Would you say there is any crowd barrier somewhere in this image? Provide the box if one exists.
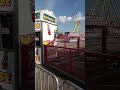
[35,64,83,90]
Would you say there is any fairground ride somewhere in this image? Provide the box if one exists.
[72,20,80,33]
[86,0,120,87]
[58,20,85,43]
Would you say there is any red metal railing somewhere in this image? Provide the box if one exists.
[44,45,85,81]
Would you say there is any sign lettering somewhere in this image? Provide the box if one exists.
[43,13,55,23]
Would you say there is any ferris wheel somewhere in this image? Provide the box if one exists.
[72,20,84,35]
[72,20,80,33]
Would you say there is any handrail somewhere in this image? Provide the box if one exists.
[35,64,84,90]
[35,64,60,90]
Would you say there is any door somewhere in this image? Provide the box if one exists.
[0,14,13,50]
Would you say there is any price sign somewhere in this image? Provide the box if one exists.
[35,22,41,31]
[35,23,40,29]
[0,0,14,11]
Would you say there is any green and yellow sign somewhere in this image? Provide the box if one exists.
[20,34,34,45]
[43,13,55,23]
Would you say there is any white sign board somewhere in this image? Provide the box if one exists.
[0,0,14,11]
[0,51,15,90]
[35,10,57,25]
[42,22,57,43]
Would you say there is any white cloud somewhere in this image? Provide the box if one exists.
[58,16,73,23]
[68,17,72,21]
[58,16,67,22]
[57,12,85,23]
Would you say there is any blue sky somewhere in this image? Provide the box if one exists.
[35,0,85,34]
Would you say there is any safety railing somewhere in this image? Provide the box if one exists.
[61,80,84,90]
[35,64,60,90]
[35,64,84,90]
[44,45,85,81]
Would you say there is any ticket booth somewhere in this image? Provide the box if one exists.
[35,10,58,64]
